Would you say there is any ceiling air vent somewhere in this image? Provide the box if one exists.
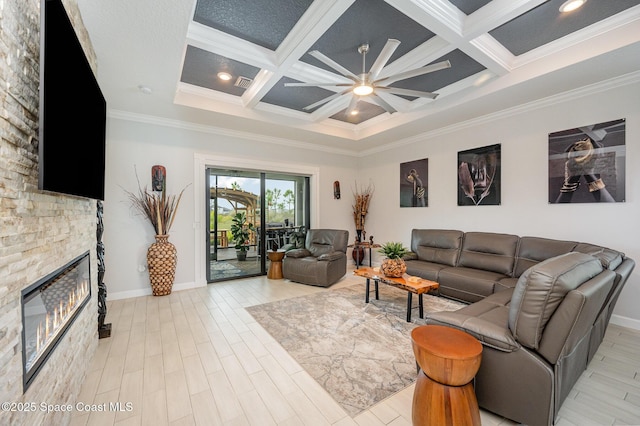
[234,76,253,89]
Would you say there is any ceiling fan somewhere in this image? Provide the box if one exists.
[285,39,451,115]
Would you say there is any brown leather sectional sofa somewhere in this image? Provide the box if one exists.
[405,229,635,426]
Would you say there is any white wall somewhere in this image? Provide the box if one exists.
[103,118,358,299]
[103,79,639,327]
[358,80,640,327]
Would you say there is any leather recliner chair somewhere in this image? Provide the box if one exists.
[282,229,349,287]
[425,252,616,426]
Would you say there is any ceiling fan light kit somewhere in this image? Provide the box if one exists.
[353,84,373,96]
[285,38,451,115]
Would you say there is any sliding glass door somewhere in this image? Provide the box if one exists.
[206,168,310,282]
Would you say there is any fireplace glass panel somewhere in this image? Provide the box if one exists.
[22,251,91,390]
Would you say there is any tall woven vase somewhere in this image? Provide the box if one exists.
[147,234,177,296]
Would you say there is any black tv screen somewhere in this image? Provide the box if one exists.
[39,0,106,200]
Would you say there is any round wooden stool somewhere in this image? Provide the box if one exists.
[411,325,483,426]
[267,250,286,279]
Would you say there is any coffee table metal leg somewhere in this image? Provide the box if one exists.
[406,292,413,322]
[365,278,370,303]
[375,280,379,300]
[419,294,424,318]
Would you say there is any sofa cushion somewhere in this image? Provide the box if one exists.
[317,252,344,261]
[508,252,603,350]
[305,229,349,255]
[438,267,508,303]
[427,289,518,352]
[405,259,448,282]
[458,232,519,276]
[285,248,311,258]
[308,243,334,257]
[513,237,577,277]
[410,229,463,266]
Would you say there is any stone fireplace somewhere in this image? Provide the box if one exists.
[21,252,92,391]
[0,1,101,424]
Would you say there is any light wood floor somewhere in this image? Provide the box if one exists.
[71,269,640,426]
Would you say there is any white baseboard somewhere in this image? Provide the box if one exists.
[108,280,205,300]
[610,314,640,331]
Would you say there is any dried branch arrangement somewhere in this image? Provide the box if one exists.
[125,171,189,236]
[352,181,374,231]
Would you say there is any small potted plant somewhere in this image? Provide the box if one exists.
[230,212,255,261]
[378,242,409,277]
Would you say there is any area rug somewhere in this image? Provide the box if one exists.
[246,284,464,416]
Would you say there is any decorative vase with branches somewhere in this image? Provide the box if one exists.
[125,172,188,295]
[352,181,374,241]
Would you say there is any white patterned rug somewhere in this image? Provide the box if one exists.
[246,284,464,416]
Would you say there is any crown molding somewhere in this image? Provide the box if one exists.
[107,109,359,157]
[109,71,639,159]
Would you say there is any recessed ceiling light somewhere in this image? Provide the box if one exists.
[217,72,232,81]
[350,110,359,116]
[559,0,586,13]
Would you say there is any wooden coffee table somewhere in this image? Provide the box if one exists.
[354,267,439,322]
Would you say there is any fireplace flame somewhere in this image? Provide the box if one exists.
[34,280,89,357]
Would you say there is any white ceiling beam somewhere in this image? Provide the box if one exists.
[467,34,514,75]
[463,0,549,39]
[186,22,276,70]
[244,0,356,109]
[386,0,465,40]
[275,0,355,68]
[514,5,640,68]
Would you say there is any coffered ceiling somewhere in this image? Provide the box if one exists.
[77,0,640,153]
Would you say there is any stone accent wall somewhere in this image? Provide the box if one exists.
[1,0,99,424]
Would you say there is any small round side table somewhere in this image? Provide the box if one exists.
[411,324,483,426]
[267,250,286,279]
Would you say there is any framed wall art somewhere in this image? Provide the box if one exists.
[458,144,501,206]
[400,158,428,207]
[548,118,625,204]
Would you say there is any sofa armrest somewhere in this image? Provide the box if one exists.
[285,248,312,258]
[427,311,520,352]
[318,251,345,261]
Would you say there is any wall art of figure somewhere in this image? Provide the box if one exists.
[458,144,501,206]
[548,119,625,203]
[152,165,166,192]
[400,158,428,207]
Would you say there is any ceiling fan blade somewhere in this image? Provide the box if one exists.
[346,95,358,115]
[377,86,439,99]
[309,50,359,81]
[368,39,400,81]
[375,60,451,85]
[302,88,352,111]
[284,82,353,87]
[370,93,397,114]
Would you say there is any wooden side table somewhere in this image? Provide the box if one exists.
[267,250,286,279]
[411,325,483,426]
[347,241,381,267]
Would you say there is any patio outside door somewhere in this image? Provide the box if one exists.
[206,168,309,282]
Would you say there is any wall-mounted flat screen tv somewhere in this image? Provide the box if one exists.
[38,0,106,200]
